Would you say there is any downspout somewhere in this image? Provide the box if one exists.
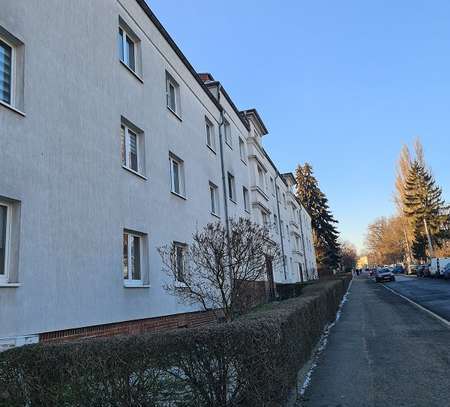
[275,174,287,280]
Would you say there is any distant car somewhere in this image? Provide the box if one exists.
[409,264,419,275]
[417,264,431,278]
[392,265,405,274]
[375,268,396,283]
[443,264,450,280]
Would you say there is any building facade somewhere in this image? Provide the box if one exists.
[0,0,317,348]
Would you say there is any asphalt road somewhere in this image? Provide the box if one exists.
[386,274,450,321]
[301,275,450,407]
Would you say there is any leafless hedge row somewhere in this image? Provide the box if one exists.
[0,276,350,407]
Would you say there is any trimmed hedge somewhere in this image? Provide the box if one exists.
[0,276,351,407]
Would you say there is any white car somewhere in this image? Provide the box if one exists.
[375,268,396,283]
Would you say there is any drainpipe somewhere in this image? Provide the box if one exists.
[275,174,287,280]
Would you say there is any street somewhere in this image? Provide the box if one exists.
[302,275,450,407]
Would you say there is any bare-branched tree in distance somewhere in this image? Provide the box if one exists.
[159,217,280,322]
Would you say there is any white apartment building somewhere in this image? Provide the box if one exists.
[0,0,317,348]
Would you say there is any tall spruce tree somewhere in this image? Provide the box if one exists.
[403,159,449,258]
[295,163,341,273]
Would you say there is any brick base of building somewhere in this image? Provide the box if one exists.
[39,310,218,343]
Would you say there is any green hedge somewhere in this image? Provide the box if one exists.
[0,277,351,407]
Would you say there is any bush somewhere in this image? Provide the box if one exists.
[0,277,351,407]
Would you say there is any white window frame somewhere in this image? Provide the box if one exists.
[0,202,11,284]
[239,137,246,163]
[118,26,137,72]
[121,123,141,174]
[166,72,181,117]
[169,153,186,198]
[123,231,143,287]
[0,37,15,108]
[209,182,220,216]
[205,117,216,152]
[224,120,232,148]
[257,165,266,190]
[173,242,187,283]
[227,172,236,202]
[243,186,249,212]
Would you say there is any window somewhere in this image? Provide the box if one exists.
[0,203,10,283]
[243,186,249,212]
[166,72,181,116]
[224,120,232,148]
[283,193,287,208]
[173,242,187,283]
[227,172,236,202]
[0,39,12,105]
[121,122,143,174]
[210,182,219,216]
[286,224,290,240]
[205,117,216,151]
[261,211,269,227]
[118,26,136,72]
[276,186,280,201]
[274,214,279,234]
[123,232,142,285]
[270,177,275,195]
[169,153,185,197]
[239,137,246,162]
[257,165,265,190]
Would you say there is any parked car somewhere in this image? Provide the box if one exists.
[417,264,431,278]
[409,264,419,275]
[375,268,396,283]
[443,264,450,280]
[430,257,450,278]
[392,265,405,274]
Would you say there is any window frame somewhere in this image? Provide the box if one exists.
[0,37,14,107]
[0,202,11,284]
[209,182,220,216]
[169,153,186,198]
[205,117,216,152]
[173,241,188,283]
[166,72,181,118]
[121,123,142,175]
[239,137,246,163]
[224,120,232,148]
[118,26,137,73]
[243,186,250,212]
[227,172,236,203]
[123,231,143,287]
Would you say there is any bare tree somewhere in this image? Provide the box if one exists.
[159,218,280,322]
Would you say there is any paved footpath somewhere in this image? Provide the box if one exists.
[301,275,450,407]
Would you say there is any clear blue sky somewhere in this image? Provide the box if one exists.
[147,0,450,252]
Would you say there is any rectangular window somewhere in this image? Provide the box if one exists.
[123,232,142,284]
[170,153,185,197]
[173,242,187,283]
[239,137,246,162]
[261,211,269,227]
[166,73,181,116]
[243,186,249,212]
[118,27,136,72]
[274,214,279,234]
[224,120,232,148]
[0,39,12,105]
[210,182,219,215]
[121,123,142,173]
[227,172,236,202]
[205,118,216,151]
[0,204,10,283]
[257,165,265,190]
[270,177,275,195]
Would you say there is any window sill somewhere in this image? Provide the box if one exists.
[211,212,221,219]
[119,60,144,83]
[241,159,247,166]
[0,100,26,117]
[122,165,147,180]
[244,209,251,214]
[171,191,187,200]
[229,198,237,205]
[225,142,233,150]
[207,144,217,155]
[0,283,21,288]
[124,282,150,288]
[167,106,182,122]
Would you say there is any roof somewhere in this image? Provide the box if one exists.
[241,109,269,135]
[281,172,297,186]
[135,0,223,114]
